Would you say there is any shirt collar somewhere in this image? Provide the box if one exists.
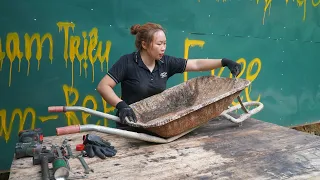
[134,51,164,70]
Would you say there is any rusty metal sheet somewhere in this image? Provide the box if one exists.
[127,76,250,137]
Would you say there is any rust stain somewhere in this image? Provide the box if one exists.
[128,76,250,138]
[292,122,320,136]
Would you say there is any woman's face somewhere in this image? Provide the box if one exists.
[146,30,166,60]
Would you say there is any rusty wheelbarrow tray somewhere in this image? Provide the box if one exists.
[49,76,263,143]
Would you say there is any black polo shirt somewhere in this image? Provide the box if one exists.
[107,51,187,105]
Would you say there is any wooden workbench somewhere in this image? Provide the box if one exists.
[9,116,320,180]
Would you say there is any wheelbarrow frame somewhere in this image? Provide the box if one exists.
[49,76,264,143]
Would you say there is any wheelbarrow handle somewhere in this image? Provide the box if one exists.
[48,106,121,123]
[54,124,198,144]
[220,101,264,123]
[49,106,198,143]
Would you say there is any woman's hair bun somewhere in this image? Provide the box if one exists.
[130,24,140,35]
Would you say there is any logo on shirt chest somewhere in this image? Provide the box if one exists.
[160,72,167,78]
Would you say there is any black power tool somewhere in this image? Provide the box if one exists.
[15,128,44,159]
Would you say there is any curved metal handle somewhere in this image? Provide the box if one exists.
[48,106,121,122]
[221,101,264,123]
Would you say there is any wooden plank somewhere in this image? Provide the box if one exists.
[9,116,320,180]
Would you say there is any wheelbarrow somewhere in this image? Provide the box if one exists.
[49,76,263,143]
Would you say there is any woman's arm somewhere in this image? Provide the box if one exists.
[185,58,241,77]
[96,75,122,107]
[97,75,137,123]
[185,59,223,72]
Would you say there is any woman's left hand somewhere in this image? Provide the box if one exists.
[221,58,241,77]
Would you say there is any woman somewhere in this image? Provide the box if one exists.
[97,22,241,128]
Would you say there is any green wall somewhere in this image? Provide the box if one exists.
[0,0,319,171]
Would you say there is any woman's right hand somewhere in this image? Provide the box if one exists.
[116,101,138,124]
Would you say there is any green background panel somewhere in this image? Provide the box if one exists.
[0,0,319,171]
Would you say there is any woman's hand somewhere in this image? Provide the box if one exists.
[221,58,241,77]
[116,101,137,124]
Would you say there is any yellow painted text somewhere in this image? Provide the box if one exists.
[183,38,262,104]
[0,22,111,88]
[62,84,115,126]
[255,0,319,24]
[57,22,112,87]
[184,38,205,81]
